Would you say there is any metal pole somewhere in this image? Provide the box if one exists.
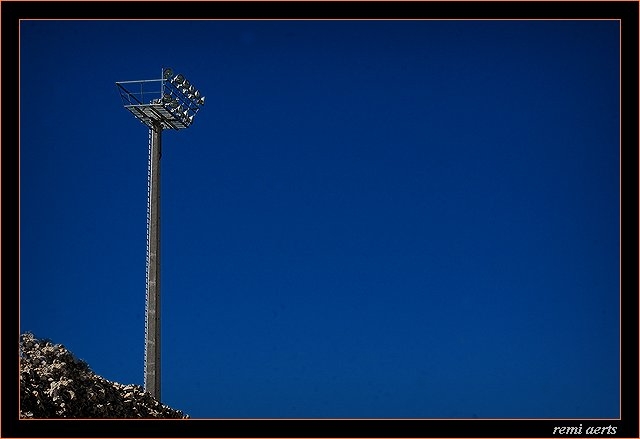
[145,121,162,401]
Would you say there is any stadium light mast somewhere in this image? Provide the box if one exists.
[116,68,205,401]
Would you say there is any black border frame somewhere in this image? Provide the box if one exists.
[3,2,638,438]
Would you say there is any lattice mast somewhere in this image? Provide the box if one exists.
[116,68,205,401]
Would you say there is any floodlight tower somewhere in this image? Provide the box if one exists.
[116,68,205,401]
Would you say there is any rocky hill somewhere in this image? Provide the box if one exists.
[19,332,189,419]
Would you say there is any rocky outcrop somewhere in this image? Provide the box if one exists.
[19,332,188,419]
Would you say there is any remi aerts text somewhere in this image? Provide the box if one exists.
[553,425,617,435]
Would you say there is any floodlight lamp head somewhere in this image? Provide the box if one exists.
[163,68,174,80]
[173,74,184,85]
[198,96,205,106]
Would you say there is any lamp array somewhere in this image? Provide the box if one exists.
[156,68,205,127]
[164,68,206,107]
[116,68,206,131]
[161,93,195,126]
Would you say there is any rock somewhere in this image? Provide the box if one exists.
[19,332,188,419]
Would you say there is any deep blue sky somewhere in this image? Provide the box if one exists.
[20,19,620,419]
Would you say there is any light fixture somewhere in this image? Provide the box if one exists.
[172,74,184,85]
[182,115,193,125]
[118,67,204,130]
[114,67,206,404]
